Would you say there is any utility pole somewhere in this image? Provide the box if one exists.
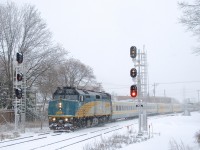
[197,90,200,103]
[153,83,158,102]
[164,89,166,97]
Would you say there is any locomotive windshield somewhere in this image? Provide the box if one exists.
[53,87,78,100]
[53,95,78,100]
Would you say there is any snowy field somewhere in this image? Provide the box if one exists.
[0,111,200,150]
[122,111,200,150]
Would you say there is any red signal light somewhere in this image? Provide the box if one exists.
[130,85,137,98]
[131,91,137,97]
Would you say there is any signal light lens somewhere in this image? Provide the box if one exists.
[15,88,22,99]
[16,52,23,64]
[130,46,137,58]
[131,91,137,97]
[130,85,137,98]
[17,73,23,81]
[130,68,137,78]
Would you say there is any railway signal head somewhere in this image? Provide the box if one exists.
[15,88,22,99]
[16,52,23,64]
[130,85,137,98]
[17,73,23,81]
[130,46,137,58]
[130,68,137,78]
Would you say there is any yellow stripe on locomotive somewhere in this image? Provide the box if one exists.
[75,101,111,117]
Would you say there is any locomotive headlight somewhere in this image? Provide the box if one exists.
[65,118,68,122]
[58,102,62,109]
[52,117,56,122]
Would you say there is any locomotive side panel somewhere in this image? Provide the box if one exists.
[75,100,111,117]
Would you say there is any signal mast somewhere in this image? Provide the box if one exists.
[14,52,26,131]
[130,45,148,135]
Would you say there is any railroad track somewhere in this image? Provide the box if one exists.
[30,124,134,150]
[0,113,175,150]
[0,124,134,150]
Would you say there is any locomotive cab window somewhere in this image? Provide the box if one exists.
[59,95,65,99]
[96,95,100,99]
[79,95,84,102]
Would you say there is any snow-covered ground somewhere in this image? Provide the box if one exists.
[0,111,200,150]
[122,112,200,150]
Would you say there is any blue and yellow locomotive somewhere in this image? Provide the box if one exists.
[48,87,198,131]
[48,87,112,130]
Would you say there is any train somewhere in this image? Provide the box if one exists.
[48,87,197,131]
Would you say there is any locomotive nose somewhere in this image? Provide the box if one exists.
[59,119,63,123]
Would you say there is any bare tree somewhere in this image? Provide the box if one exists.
[36,66,60,129]
[178,0,200,55]
[0,2,67,108]
[25,44,67,88]
[57,58,97,89]
[84,81,104,92]
[37,58,104,101]
[0,3,21,104]
[38,68,59,100]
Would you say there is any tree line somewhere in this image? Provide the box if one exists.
[0,2,102,110]
[1,0,200,110]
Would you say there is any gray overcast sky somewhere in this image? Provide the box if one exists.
[2,0,200,102]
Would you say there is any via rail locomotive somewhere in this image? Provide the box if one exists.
[48,87,196,131]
